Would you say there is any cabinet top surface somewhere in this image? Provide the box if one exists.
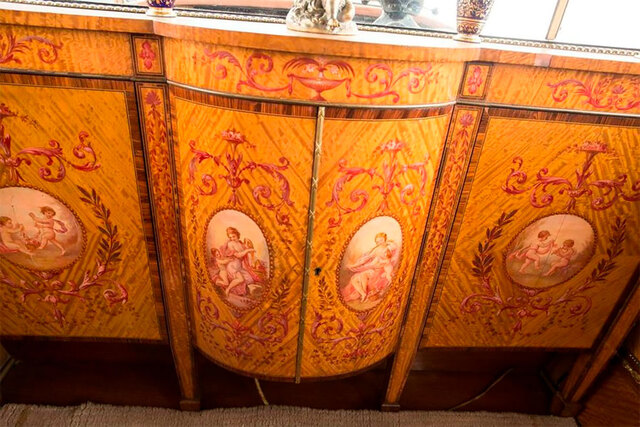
[1,0,639,75]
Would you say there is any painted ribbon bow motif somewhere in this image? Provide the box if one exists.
[188,129,294,227]
[327,138,428,227]
[1,187,128,327]
[196,49,437,103]
[0,103,100,186]
[502,141,640,211]
[460,210,627,335]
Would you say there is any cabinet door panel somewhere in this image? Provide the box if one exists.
[302,108,451,377]
[425,109,640,348]
[171,88,316,378]
[0,74,164,340]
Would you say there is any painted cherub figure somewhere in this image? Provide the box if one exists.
[0,216,33,255]
[212,227,263,298]
[342,232,399,303]
[544,239,576,277]
[29,206,67,255]
[508,230,556,273]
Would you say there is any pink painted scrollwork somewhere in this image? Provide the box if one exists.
[327,139,428,227]
[195,49,437,103]
[188,129,294,227]
[548,77,640,111]
[0,30,62,65]
[196,284,291,360]
[310,275,403,363]
[0,104,100,186]
[502,141,640,211]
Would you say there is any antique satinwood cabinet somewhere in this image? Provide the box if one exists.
[0,1,638,415]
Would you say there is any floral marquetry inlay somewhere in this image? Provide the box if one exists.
[460,64,491,98]
[133,37,163,75]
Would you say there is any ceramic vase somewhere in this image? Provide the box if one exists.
[146,0,176,17]
[454,0,494,43]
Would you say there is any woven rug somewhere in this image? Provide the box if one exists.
[0,403,577,427]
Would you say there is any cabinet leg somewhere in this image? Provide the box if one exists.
[549,392,583,417]
[560,279,639,405]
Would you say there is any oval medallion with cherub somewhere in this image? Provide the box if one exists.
[204,209,272,311]
[0,186,85,272]
[504,213,596,290]
[338,216,403,312]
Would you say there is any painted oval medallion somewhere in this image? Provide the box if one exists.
[338,216,402,312]
[0,186,85,272]
[505,213,596,290]
[204,209,271,310]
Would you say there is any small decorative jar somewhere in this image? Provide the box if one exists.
[146,0,176,17]
[454,0,494,43]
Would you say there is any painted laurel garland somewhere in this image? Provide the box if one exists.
[188,129,294,227]
[0,103,100,186]
[327,139,428,228]
[502,141,640,211]
[460,210,626,336]
[195,49,438,103]
[0,30,62,65]
[0,186,128,327]
[548,77,640,111]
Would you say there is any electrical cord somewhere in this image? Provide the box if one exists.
[447,367,515,411]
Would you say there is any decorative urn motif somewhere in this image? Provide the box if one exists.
[455,0,494,43]
[286,0,357,35]
[146,0,176,17]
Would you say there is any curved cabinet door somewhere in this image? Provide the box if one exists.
[0,74,165,340]
[301,107,452,378]
[425,108,640,348]
[170,86,316,379]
